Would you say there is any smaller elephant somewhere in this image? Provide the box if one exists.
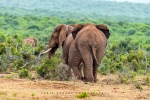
[40,24,74,61]
[40,24,74,76]
[23,37,37,47]
[68,23,110,83]
[40,24,86,78]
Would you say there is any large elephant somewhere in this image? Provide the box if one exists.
[68,23,110,83]
[23,37,38,47]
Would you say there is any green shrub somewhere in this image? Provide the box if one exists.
[27,25,40,30]
[31,93,35,97]
[76,92,89,98]
[22,53,32,60]
[145,44,150,51]
[0,34,6,42]
[128,29,136,35]
[118,71,136,84]
[137,70,145,75]
[135,84,143,92]
[34,45,44,55]
[0,42,6,55]
[99,64,108,75]
[19,69,30,78]
[36,56,63,79]
[143,76,150,85]
[0,55,11,72]
[13,59,23,70]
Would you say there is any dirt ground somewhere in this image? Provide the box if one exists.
[0,72,150,100]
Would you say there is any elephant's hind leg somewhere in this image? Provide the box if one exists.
[93,47,105,83]
[79,47,94,83]
[93,62,98,83]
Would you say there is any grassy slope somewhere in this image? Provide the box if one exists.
[0,0,150,20]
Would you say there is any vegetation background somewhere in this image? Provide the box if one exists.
[0,0,150,81]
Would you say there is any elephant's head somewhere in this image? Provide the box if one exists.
[72,23,110,39]
[40,24,73,59]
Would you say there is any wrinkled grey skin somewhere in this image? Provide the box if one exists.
[68,23,110,83]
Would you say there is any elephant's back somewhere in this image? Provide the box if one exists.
[75,28,107,45]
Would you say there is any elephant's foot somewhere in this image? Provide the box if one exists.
[83,81,94,85]
[72,74,82,80]
[94,79,99,83]
[83,78,94,84]
[87,76,94,83]
[81,77,87,81]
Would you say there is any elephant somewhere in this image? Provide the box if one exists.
[23,37,38,47]
[40,24,75,76]
[40,24,74,61]
[40,24,86,78]
[68,23,110,83]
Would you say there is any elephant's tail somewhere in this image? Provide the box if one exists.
[91,47,99,66]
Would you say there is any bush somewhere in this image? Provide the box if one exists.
[27,25,40,30]
[55,63,70,81]
[36,56,63,79]
[117,71,136,84]
[0,54,12,72]
[0,42,6,55]
[76,92,89,98]
[13,59,23,70]
[19,69,30,78]
[135,84,143,92]
[128,29,136,35]
[0,34,6,42]
[145,44,150,51]
[143,76,150,85]
[34,45,44,55]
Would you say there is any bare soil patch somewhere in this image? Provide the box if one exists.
[0,73,149,100]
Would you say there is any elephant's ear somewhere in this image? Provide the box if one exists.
[53,25,61,33]
[72,24,84,39]
[58,24,67,48]
[96,24,110,39]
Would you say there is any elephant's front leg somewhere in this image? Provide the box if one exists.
[78,63,83,79]
[71,59,82,79]
[68,52,82,80]
[67,67,72,77]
